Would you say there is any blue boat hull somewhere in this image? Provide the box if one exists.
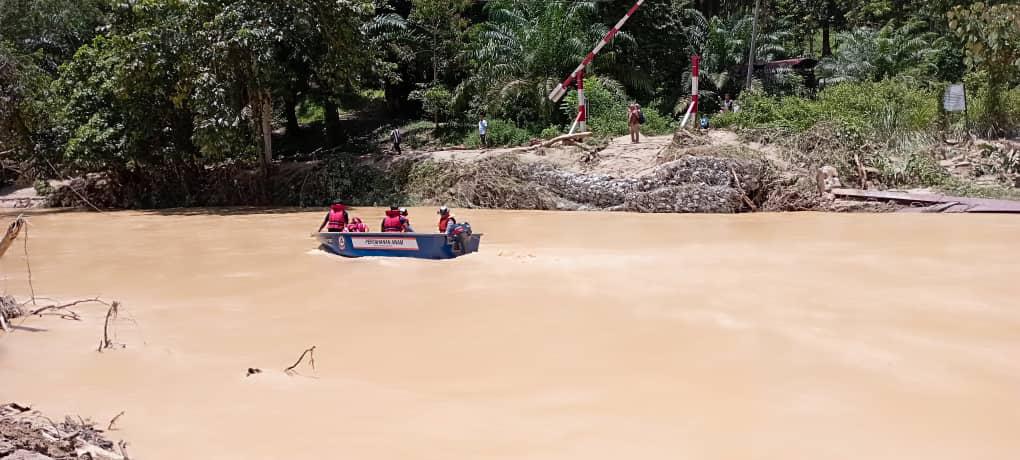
[315,232,482,259]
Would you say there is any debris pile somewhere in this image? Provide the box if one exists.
[0,403,128,460]
[422,154,767,213]
[934,138,1020,188]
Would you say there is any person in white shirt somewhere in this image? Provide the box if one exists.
[478,114,488,148]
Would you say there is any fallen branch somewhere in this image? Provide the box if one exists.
[730,167,759,212]
[23,220,35,304]
[119,441,131,460]
[98,301,123,352]
[29,297,107,321]
[108,411,125,431]
[284,346,316,375]
[45,158,105,213]
[541,131,592,148]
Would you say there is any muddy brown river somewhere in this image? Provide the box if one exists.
[2,209,1019,459]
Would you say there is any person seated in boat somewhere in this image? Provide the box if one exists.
[437,206,457,234]
[399,207,416,231]
[381,206,412,232]
[346,217,368,232]
[317,200,349,233]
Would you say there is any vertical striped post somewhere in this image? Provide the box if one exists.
[691,55,700,117]
[577,69,586,132]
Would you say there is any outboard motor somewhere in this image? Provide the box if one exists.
[449,222,472,255]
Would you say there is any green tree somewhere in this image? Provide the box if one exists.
[949,2,1020,132]
[409,0,471,87]
[0,0,107,178]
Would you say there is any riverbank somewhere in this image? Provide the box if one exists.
[5,129,1019,213]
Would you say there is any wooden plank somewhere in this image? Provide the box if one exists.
[832,188,1020,213]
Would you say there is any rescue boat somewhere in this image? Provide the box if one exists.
[315,231,482,259]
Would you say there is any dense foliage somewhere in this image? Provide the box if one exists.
[1,0,1018,203]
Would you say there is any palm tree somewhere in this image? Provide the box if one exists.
[457,0,635,127]
[817,21,944,85]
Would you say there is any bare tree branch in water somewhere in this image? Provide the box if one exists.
[108,410,125,430]
[119,440,132,460]
[284,346,317,375]
[98,301,125,352]
[29,297,108,321]
[0,214,25,259]
[23,221,35,304]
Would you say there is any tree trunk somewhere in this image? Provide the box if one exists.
[323,101,342,146]
[821,0,833,57]
[821,21,831,57]
[256,90,273,172]
[284,95,300,136]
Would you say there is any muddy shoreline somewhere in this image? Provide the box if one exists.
[4,130,1018,213]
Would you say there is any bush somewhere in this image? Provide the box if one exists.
[462,119,532,147]
[409,84,454,123]
[962,72,1020,136]
[539,126,561,139]
[716,79,939,140]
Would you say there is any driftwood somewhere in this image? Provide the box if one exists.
[541,132,592,148]
[730,167,759,212]
[284,346,316,375]
[29,298,107,321]
[45,159,105,213]
[0,215,25,258]
[98,301,123,352]
[107,411,125,431]
[1,403,125,459]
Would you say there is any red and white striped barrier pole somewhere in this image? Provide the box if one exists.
[576,69,586,132]
[549,0,645,133]
[680,55,701,129]
[691,54,700,117]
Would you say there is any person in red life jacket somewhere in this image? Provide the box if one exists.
[345,217,368,232]
[380,206,412,232]
[437,206,457,234]
[317,200,349,233]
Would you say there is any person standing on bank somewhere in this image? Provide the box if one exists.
[627,103,641,143]
[478,113,488,148]
[390,126,402,154]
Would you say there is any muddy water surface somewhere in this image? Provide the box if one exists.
[2,209,1019,459]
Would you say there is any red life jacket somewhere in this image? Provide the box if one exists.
[438,214,456,233]
[327,205,348,230]
[382,210,404,232]
[346,217,367,232]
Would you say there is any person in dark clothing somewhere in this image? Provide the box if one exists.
[391,127,402,154]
